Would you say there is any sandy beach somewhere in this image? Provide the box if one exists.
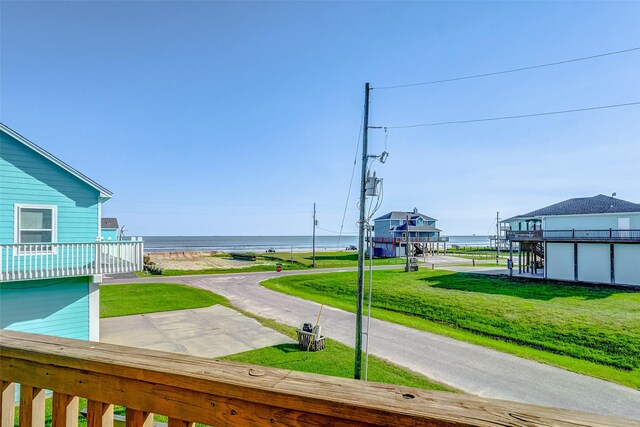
[146,251,274,270]
[146,248,357,270]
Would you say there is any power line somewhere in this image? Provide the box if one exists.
[337,111,364,248]
[373,47,640,90]
[383,101,640,129]
[318,226,358,235]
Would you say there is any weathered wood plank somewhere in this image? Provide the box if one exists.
[1,382,16,427]
[52,393,79,427]
[0,330,637,427]
[19,385,45,427]
[1,357,377,427]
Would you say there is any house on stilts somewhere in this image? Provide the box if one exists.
[368,208,449,258]
[504,194,640,286]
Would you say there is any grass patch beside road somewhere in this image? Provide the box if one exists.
[262,251,406,268]
[100,283,228,317]
[221,341,454,392]
[157,264,280,276]
[220,311,454,393]
[261,269,640,389]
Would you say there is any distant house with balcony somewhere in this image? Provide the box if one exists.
[504,194,640,286]
[369,208,448,257]
[0,123,143,341]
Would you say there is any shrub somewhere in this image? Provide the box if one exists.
[144,263,164,275]
[143,254,163,275]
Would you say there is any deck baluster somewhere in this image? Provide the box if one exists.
[1,382,16,427]
[52,393,79,427]
[19,385,46,427]
[87,401,114,427]
[125,409,154,427]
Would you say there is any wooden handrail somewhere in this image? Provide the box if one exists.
[0,330,636,427]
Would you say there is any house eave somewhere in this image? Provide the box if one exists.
[505,211,640,223]
[1,123,113,198]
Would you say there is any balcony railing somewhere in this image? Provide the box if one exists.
[370,236,450,243]
[506,229,640,243]
[0,330,635,427]
[0,241,144,282]
[545,229,640,241]
[506,230,544,241]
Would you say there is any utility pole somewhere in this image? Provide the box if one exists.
[496,212,501,265]
[405,214,410,272]
[354,82,370,380]
[312,203,317,268]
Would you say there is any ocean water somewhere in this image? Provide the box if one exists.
[141,235,491,252]
[447,235,492,247]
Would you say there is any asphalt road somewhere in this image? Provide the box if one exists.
[106,270,640,421]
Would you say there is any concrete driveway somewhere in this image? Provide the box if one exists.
[101,305,292,358]
[106,270,640,421]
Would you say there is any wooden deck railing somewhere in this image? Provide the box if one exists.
[1,330,636,427]
[0,241,144,282]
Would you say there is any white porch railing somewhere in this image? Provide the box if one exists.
[0,241,144,282]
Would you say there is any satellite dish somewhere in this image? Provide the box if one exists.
[118,225,127,241]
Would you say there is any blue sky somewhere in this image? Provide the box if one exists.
[2,1,639,236]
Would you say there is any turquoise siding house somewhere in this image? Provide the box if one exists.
[0,123,143,341]
[505,195,640,286]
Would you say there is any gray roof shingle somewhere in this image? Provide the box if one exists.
[101,217,119,229]
[508,195,640,220]
[374,210,436,222]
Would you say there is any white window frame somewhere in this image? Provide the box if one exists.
[14,204,58,255]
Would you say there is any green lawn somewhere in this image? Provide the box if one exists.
[221,340,454,392]
[445,247,507,254]
[220,310,454,392]
[262,250,406,268]
[100,283,228,317]
[157,264,281,276]
[261,269,640,389]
